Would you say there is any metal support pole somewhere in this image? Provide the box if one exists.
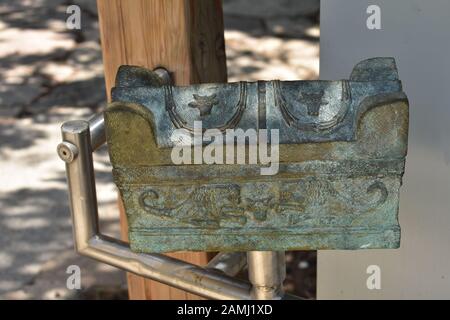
[247,251,286,300]
[207,252,247,277]
[87,113,105,151]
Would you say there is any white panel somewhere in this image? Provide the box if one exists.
[318,0,450,299]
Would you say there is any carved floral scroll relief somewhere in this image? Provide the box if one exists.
[134,176,393,229]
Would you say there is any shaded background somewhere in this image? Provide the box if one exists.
[0,0,319,299]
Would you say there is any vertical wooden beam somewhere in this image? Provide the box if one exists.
[97,0,227,299]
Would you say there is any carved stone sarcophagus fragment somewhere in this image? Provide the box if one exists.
[105,58,408,253]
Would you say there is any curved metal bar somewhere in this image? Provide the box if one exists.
[88,113,106,151]
[58,119,254,300]
[206,252,247,277]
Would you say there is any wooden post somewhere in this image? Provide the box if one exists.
[97,0,227,299]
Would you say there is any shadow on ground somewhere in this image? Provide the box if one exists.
[0,0,320,299]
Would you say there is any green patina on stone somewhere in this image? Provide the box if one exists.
[104,58,409,253]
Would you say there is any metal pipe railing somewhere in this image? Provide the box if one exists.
[248,251,286,299]
[58,119,252,300]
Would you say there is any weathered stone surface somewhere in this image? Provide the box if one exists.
[223,0,320,18]
[0,81,44,116]
[0,0,102,116]
[1,250,126,300]
[223,15,265,35]
[0,0,119,298]
[74,0,99,16]
[105,58,409,253]
[223,0,320,82]
[0,27,75,114]
[0,107,121,297]
[32,77,105,112]
[266,17,317,38]
[225,30,319,81]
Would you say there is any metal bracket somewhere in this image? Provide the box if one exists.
[57,68,294,300]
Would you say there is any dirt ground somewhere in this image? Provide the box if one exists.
[0,0,319,299]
